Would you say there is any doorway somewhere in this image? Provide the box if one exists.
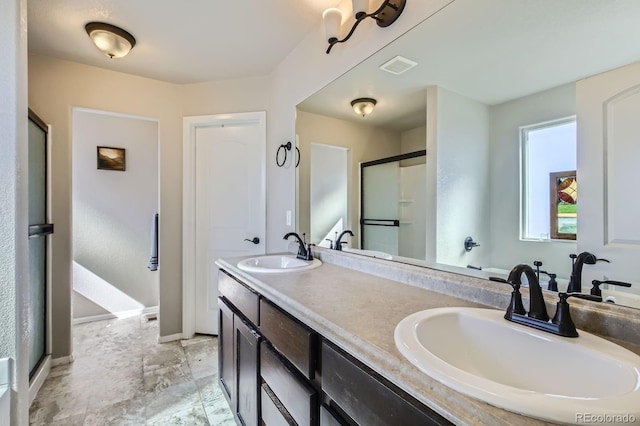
[310,143,349,246]
[71,108,159,323]
[183,112,266,336]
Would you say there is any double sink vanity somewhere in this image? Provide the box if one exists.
[217,247,640,425]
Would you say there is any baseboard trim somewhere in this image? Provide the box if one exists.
[29,355,51,405]
[51,355,74,367]
[158,333,182,343]
[73,306,159,325]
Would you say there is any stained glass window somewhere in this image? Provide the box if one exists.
[550,171,577,240]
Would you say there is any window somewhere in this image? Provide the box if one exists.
[521,117,577,240]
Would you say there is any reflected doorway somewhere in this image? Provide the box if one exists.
[310,143,349,246]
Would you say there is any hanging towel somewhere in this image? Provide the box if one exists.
[148,213,159,271]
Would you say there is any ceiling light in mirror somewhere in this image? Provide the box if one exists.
[351,98,377,117]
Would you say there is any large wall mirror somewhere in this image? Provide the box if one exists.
[296,0,640,310]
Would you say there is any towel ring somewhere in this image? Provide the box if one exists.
[276,141,292,167]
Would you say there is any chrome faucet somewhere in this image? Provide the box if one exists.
[566,252,609,293]
[334,230,354,251]
[283,232,313,261]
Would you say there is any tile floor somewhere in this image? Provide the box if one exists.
[29,315,235,425]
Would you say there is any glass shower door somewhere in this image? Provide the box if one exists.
[28,110,52,379]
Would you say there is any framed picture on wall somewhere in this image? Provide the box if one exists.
[97,146,126,171]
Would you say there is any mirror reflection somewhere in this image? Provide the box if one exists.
[295,0,640,309]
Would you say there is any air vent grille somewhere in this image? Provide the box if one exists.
[379,55,418,75]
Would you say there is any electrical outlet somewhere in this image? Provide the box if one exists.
[286,210,292,226]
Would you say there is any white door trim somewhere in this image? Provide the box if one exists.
[182,112,266,339]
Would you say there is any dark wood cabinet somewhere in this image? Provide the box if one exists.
[218,269,262,426]
[261,342,317,426]
[218,297,235,408]
[322,342,450,426]
[218,268,451,426]
[260,299,316,379]
[261,384,296,426]
[236,316,261,426]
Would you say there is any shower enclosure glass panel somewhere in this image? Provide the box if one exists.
[28,110,52,379]
[360,151,426,259]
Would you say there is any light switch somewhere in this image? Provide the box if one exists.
[286,210,292,226]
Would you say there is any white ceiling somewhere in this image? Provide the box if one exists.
[27,0,340,84]
[298,0,640,131]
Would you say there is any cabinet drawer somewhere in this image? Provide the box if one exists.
[261,342,317,426]
[322,342,451,426]
[219,269,259,325]
[261,384,296,426]
[260,299,316,379]
[320,405,346,426]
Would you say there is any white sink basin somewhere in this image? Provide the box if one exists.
[395,307,640,424]
[237,255,321,274]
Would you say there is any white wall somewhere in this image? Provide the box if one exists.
[72,109,159,319]
[427,86,490,268]
[489,83,576,276]
[1,0,29,423]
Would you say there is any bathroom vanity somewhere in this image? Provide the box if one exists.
[216,248,640,425]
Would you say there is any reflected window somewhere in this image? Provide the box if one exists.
[521,117,577,240]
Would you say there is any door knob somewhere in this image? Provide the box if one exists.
[244,237,260,245]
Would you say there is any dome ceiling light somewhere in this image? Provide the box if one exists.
[85,22,136,59]
[351,98,377,118]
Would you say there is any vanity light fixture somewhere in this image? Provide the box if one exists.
[351,98,377,118]
[323,0,407,54]
[85,22,136,59]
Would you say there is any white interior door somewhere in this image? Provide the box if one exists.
[184,112,265,336]
[577,62,640,287]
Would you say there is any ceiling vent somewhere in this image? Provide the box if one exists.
[379,55,418,75]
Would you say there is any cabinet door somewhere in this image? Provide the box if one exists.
[218,298,235,409]
[322,342,450,426]
[236,315,261,426]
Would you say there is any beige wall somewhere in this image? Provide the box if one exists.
[28,54,182,354]
[26,0,454,360]
[296,110,401,245]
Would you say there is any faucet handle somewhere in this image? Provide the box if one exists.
[325,239,334,249]
[305,243,315,261]
[590,279,632,296]
[497,278,526,318]
[551,292,603,338]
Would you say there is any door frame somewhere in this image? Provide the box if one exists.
[182,111,266,339]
